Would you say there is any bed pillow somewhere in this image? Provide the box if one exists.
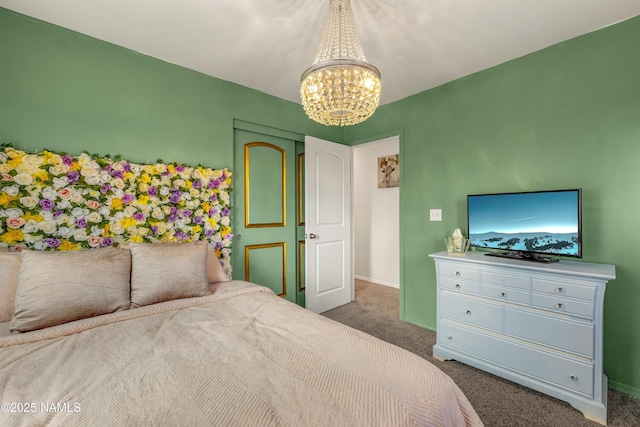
[10,248,132,333]
[0,252,22,323]
[130,241,210,308]
[206,245,230,283]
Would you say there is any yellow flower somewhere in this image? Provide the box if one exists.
[0,229,24,245]
[5,147,24,160]
[207,218,218,229]
[202,202,211,212]
[124,172,135,181]
[23,212,44,222]
[215,248,222,259]
[111,198,123,210]
[184,180,192,189]
[0,193,17,206]
[120,217,137,228]
[58,240,80,250]
[192,225,202,234]
[138,195,150,205]
[167,164,176,175]
[130,235,143,243]
[140,174,151,184]
[221,226,232,237]
[7,158,22,169]
[34,170,49,182]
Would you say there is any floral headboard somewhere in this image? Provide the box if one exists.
[0,145,233,276]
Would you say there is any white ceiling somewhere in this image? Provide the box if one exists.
[2,0,639,106]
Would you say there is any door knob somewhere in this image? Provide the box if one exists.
[308,233,317,239]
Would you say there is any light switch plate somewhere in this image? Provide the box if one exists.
[430,209,442,221]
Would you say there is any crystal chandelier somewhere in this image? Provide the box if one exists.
[300,0,381,127]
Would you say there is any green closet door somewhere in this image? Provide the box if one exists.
[232,129,299,304]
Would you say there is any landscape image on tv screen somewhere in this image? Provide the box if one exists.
[468,190,581,257]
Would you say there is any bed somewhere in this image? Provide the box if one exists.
[0,242,483,426]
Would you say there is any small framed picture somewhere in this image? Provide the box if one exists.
[378,154,399,188]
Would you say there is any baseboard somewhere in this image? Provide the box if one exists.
[608,379,640,399]
[354,275,399,289]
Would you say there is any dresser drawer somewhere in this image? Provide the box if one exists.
[505,308,594,357]
[439,264,479,281]
[531,293,594,319]
[481,270,530,290]
[532,278,596,301]
[440,277,479,294]
[480,283,529,305]
[439,321,594,397]
[440,293,502,332]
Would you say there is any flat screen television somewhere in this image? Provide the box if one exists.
[467,189,582,263]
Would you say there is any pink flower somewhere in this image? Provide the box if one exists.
[86,200,100,209]
[88,236,103,248]
[1,173,14,181]
[58,188,74,200]
[6,217,25,229]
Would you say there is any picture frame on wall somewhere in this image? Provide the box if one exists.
[378,154,399,188]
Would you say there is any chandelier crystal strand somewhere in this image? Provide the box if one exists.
[300,0,381,126]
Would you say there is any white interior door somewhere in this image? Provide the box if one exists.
[305,136,353,313]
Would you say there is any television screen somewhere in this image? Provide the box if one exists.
[467,189,582,259]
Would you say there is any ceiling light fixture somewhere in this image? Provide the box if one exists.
[300,0,381,127]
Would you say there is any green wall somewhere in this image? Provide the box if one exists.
[0,8,343,169]
[345,16,640,396]
[2,6,640,396]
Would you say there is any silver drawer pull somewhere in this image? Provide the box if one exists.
[556,303,565,309]
[447,335,453,340]
[465,310,471,315]
[455,284,461,289]
[500,292,507,298]
[556,287,565,294]
[455,271,461,277]
[570,374,578,381]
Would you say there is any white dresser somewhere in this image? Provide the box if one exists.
[429,251,615,425]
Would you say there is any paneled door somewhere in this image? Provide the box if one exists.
[232,129,300,304]
[305,136,353,313]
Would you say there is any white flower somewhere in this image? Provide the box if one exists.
[73,229,88,241]
[41,211,54,221]
[49,165,68,176]
[71,207,86,218]
[52,176,69,189]
[41,187,57,200]
[175,219,185,228]
[113,212,125,221]
[111,178,125,189]
[14,173,34,185]
[99,206,111,216]
[87,212,102,223]
[151,207,164,220]
[84,176,100,185]
[56,200,71,210]
[159,186,171,196]
[56,227,74,238]
[100,171,111,181]
[38,220,57,234]
[123,206,137,218]
[4,208,24,218]
[4,186,19,196]
[34,240,48,250]
[213,234,222,242]
[90,225,103,236]
[221,216,230,226]
[112,188,124,197]
[22,154,44,166]
[20,196,40,209]
[23,220,39,233]
[80,166,99,177]
[137,227,150,236]
[70,192,85,204]
[130,164,142,174]
[110,223,125,235]
[0,153,7,163]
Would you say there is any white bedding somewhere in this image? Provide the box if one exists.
[0,281,483,426]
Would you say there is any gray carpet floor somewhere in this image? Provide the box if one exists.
[321,279,640,427]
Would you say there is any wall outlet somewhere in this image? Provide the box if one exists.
[429,209,442,221]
